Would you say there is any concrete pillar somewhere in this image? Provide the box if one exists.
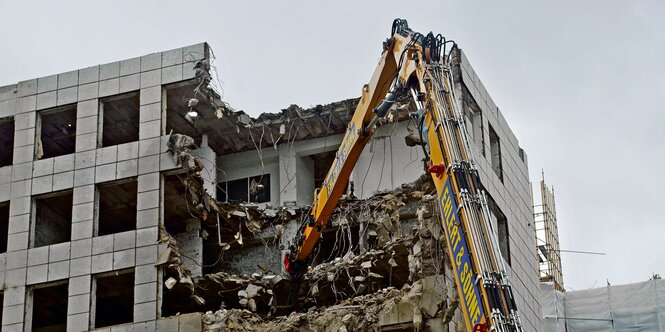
[174,219,203,277]
[279,219,300,273]
[278,144,316,206]
[278,145,297,205]
[295,155,314,206]
[192,134,217,198]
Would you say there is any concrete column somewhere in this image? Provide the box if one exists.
[278,145,297,205]
[192,134,217,198]
[279,219,300,273]
[278,144,316,206]
[295,155,314,206]
[174,219,203,277]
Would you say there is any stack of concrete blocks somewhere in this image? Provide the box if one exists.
[0,43,208,331]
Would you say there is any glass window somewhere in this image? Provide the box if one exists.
[227,178,249,203]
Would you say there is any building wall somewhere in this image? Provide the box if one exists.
[217,148,281,207]
[352,121,426,198]
[458,50,542,331]
[0,43,207,331]
[216,121,425,208]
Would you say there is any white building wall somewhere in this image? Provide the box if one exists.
[295,155,315,206]
[219,121,425,208]
[216,148,280,207]
[0,42,209,331]
[216,134,343,208]
[458,49,542,331]
[353,121,425,198]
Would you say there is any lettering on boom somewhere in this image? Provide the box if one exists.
[438,178,484,326]
[323,123,358,197]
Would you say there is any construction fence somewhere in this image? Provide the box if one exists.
[541,278,665,331]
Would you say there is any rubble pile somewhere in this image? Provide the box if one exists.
[162,170,464,330]
[202,276,454,332]
[157,202,307,313]
[155,49,462,330]
[160,125,461,330]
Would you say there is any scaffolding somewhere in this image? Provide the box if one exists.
[534,172,564,292]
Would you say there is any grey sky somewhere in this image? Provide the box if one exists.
[1,1,663,291]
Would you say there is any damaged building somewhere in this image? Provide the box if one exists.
[0,42,541,331]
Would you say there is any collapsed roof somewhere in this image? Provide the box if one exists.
[166,53,412,156]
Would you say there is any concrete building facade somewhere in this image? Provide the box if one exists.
[0,43,209,331]
[456,50,542,331]
[0,43,541,331]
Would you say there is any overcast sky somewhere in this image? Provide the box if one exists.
[1,1,663,291]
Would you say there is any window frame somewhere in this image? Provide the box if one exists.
[217,173,271,204]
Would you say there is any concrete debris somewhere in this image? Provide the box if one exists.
[187,94,414,156]
[165,277,177,290]
[160,128,461,330]
[194,58,212,95]
[168,133,197,165]
[158,226,197,303]
[405,127,425,147]
[249,178,265,196]
[203,276,450,332]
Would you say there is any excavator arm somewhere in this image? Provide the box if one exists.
[284,19,524,332]
[283,23,413,272]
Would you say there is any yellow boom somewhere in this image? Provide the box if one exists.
[284,19,524,332]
